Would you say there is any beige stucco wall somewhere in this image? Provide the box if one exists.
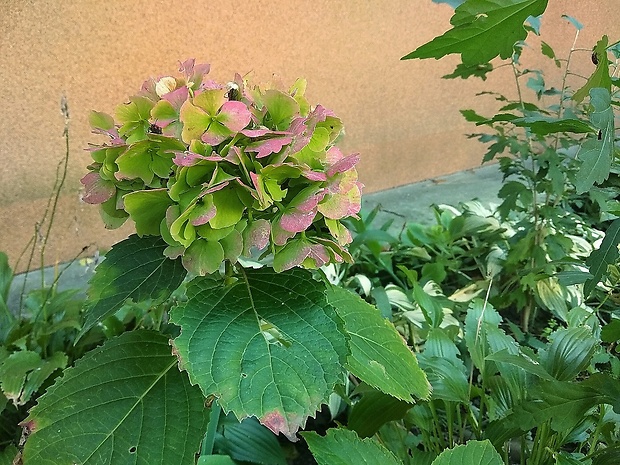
[1,1,618,270]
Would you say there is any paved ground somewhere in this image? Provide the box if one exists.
[362,163,503,229]
[8,164,504,309]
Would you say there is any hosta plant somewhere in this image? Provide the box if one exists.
[8,61,430,465]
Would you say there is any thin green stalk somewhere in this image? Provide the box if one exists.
[444,400,454,448]
[530,420,551,465]
[428,401,446,451]
[39,97,71,320]
[201,401,222,456]
[588,404,606,454]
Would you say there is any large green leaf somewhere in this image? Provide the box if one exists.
[575,88,615,194]
[584,218,620,297]
[326,286,430,402]
[79,235,187,337]
[402,0,549,65]
[430,440,503,465]
[22,331,208,464]
[216,416,287,465]
[347,390,413,438]
[170,268,348,440]
[303,428,402,465]
[539,327,597,381]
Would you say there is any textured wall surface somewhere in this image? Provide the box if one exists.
[1,1,618,269]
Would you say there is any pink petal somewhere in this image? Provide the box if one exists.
[306,244,330,267]
[279,208,317,233]
[219,101,252,132]
[246,136,293,158]
[301,169,327,182]
[243,219,271,254]
[327,153,360,177]
[173,151,223,167]
[163,86,189,110]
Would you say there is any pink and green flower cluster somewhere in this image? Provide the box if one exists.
[82,59,362,274]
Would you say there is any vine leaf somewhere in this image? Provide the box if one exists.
[22,331,208,465]
[79,235,187,337]
[584,218,620,297]
[326,287,430,403]
[402,0,549,65]
[302,428,402,465]
[575,88,615,194]
[169,268,348,440]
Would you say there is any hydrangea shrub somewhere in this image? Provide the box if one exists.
[82,59,362,274]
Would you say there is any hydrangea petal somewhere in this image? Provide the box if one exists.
[182,239,224,275]
[326,153,360,177]
[80,172,115,204]
[279,208,317,233]
[243,219,271,255]
[217,101,252,132]
[246,136,293,158]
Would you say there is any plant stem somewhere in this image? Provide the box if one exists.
[201,400,222,456]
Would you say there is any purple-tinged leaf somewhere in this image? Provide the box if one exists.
[327,153,360,177]
[80,172,115,204]
[189,197,217,226]
[279,208,317,233]
[273,239,311,272]
[179,59,211,89]
[243,219,271,255]
[173,151,223,167]
[217,101,252,132]
[246,136,293,158]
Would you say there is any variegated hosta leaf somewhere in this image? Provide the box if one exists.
[170,268,348,440]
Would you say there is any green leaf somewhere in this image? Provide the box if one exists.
[348,390,413,438]
[170,268,348,440]
[327,287,430,402]
[601,318,620,343]
[22,331,208,465]
[303,428,402,465]
[263,90,299,131]
[486,349,554,381]
[512,379,604,433]
[573,36,612,103]
[511,116,593,135]
[80,235,187,337]
[541,41,561,67]
[443,62,494,80]
[0,445,18,465]
[584,218,620,296]
[575,88,615,194]
[123,188,174,236]
[402,0,549,65]
[0,350,41,405]
[430,440,503,465]
[539,327,597,381]
[561,14,583,31]
[0,252,14,342]
[198,456,237,465]
[216,416,287,465]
